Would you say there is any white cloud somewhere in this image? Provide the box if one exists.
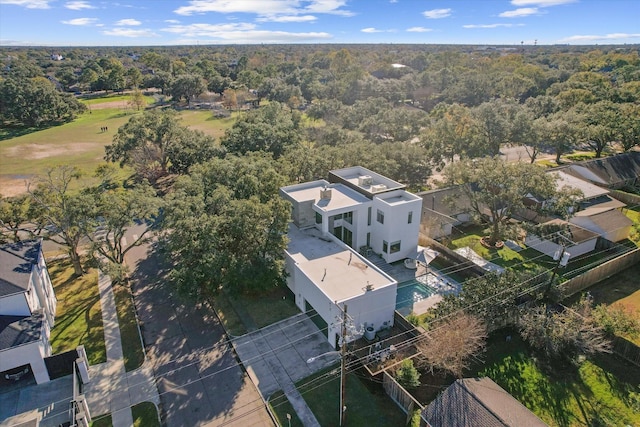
[361,27,382,33]
[560,33,640,43]
[0,0,51,9]
[407,27,433,33]
[165,19,180,24]
[61,17,98,25]
[115,18,141,26]
[103,27,158,37]
[512,0,576,6]
[256,15,317,22]
[163,22,257,37]
[174,0,353,17]
[463,23,523,29]
[65,1,95,10]
[423,8,451,19]
[500,7,540,18]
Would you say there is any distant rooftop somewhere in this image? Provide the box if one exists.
[550,170,610,200]
[285,226,396,303]
[280,180,370,212]
[328,166,405,198]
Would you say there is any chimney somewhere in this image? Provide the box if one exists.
[320,186,332,200]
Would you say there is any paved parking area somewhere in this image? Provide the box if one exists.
[232,313,339,399]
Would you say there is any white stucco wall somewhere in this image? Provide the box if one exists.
[0,339,51,384]
[285,252,397,347]
[371,191,421,263]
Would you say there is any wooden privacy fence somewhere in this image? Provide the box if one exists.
[612,335,640,367]
[382,370,425,425]
[611,190,640,206]
[561,248,640,297]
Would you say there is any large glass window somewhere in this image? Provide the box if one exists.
[344,211,353,224]
[390,241,401,253]
[408,211,413,224]
[315,212,322,224]
[382,240,388,253]
[377,209,384,224]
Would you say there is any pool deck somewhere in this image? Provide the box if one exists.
[367,254,460,316]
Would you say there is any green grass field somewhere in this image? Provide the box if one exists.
[113,283,145,372]
[48,258,106,365]
[475,331,640,427]
[0,96,238,197]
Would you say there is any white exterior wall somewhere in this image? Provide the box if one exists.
[371,192,421,263]
[0,293,30,316]
[285,251,396,347]
[525,234,597,259]
[0,340,51,384]
[569,217,631,242]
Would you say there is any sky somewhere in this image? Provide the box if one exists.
[1,0,639,47]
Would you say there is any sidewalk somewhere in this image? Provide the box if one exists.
[83,271,160,426]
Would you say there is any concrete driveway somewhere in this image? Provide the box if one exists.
[232,313,339,399]
[125,233,273,427]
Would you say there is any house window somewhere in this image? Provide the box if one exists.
[344,211,353,224]
[390,241,401,253]
[368,207,372,226]
[366,232,371,247]
[382,240,388,253]
[377,209,385,224]
[315,212,322,224]
[408,211,413,224]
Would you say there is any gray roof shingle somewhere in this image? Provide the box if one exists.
[0,240,42,298]
[423,377,548,427]
[0,313,43,350]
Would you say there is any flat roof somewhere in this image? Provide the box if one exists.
[281,180,370,212]
[286,226,396,303]
[551,170,609,200]
[329,166,405,196]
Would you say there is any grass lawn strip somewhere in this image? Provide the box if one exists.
[475,332,640,427]
[90,413,113,427]
[268,391,303,427]
[113,282,145,372]
[48,258,106,365]
[131,401,160,427]
[297,366,406,426]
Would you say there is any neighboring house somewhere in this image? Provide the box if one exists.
[561,151,640,189]
[524,219,599,260]
[570,209,634,243]
[0,239,57,384]
[417,186,473,239]
[280,166,421,345]
[421,377,547,427]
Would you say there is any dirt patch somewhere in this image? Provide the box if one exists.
[6,143,96,160]
[89,100,131,110]
[0,177,31,197]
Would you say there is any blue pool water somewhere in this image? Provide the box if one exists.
[395,279,436,310]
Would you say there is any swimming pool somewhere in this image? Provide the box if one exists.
[395,278,436,311]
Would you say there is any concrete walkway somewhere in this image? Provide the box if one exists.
[83,271,160,426]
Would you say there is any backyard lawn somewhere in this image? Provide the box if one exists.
[48,258,106,365]
[295,367,407,427]
[473,330,640,427]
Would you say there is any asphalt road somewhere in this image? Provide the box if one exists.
[124,224,273,427]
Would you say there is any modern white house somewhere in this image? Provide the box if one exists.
[280,166,422,346]
[0,239,57,384]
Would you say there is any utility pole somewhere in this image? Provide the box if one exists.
[546,246,570,303]
[340,304,348,427]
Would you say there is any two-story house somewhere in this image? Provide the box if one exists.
[0,239,57,384]
[280,167,422,347]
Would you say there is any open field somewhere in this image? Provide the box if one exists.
[0,97,237,197]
